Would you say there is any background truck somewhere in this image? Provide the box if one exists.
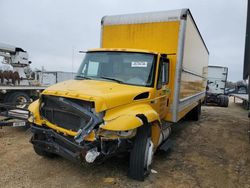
[205,66,229,107]
[0,42,75,127]
[0,42,75,106]
[29,9,209,181]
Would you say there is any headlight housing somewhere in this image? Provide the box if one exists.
[28,112,34,123]
[97,128,136,139]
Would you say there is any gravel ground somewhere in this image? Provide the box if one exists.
[0,98,249,188]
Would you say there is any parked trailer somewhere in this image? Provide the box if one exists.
[231,93,249,109]
[29,9,209,181]
[0,71,75,107]
[205,66,229,107]
[38,71,76,86]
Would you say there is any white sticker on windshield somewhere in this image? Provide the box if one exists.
[131,61,148,67]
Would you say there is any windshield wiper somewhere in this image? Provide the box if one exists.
[75,75,92,80]
[100,76,124,83]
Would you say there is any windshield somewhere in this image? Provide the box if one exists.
[76,51,156,87]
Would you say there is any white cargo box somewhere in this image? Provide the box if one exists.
[206,66,228,94]
[39,71,76,86]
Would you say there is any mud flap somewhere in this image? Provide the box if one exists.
[159,138,173,152]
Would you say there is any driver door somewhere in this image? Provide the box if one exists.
[155,55,170,119]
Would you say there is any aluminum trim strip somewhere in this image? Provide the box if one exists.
[182,68,205,78]
[172,19,187,122]
[102,9,187,26]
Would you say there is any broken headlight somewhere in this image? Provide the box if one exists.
[28,112,34,123]
[98,129,136,139]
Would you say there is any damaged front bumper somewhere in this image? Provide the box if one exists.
[30,124,133,164]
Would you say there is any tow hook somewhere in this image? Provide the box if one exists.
[85,147,100,163]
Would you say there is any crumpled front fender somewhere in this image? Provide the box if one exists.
[28,99,43,125]
[101,103,160,131]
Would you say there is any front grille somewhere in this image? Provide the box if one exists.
[40,95,93,132]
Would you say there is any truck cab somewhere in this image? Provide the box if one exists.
[29,48,172,180]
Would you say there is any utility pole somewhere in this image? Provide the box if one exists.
[244,0,250,100]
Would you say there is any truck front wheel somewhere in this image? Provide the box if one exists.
[33,145,57,158]
[32,133,57,158]
[128,123,153,181]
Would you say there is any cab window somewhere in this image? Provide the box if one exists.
[157,56,169,89]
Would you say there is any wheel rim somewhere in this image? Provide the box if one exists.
[144,138,154,170]
[16,96,28,108]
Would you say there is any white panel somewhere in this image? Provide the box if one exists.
[57,72,75,83]
[182,15,209,76]
[41,73,57,86]
[102,9,186,25]
[207,66,228,94]
[0,43,16,53]
[180,14,209,99]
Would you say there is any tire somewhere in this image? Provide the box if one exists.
[128,124,153,181]
[33,145,56,158]
[6,92,31,108]
[218,95,224,107]
[3,93,11,103]
[218,95,228,107]
[223,96,229,107]
[186,102,201,121]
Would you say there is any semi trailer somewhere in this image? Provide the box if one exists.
[28,9,209,180]
[205,66,229,107]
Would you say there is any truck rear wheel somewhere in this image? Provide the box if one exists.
[186,102,201,121]
[218,95,229,107]
[6,92,31,108]
[223,96,229,107]
[128,124,153,181]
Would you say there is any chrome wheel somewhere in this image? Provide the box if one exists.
[144,139,154,170]
[16,96,28,108]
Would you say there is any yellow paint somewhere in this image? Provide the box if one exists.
[102,103,160,131]
[28,19,205,147]
[88,48,158,54]
[102,22,180,54]
[44,119,77,136]
[84,130,96,141]
[28,99,43,125]
[102,22,180,123]
[151,121,161,150]
[41,79,153,113]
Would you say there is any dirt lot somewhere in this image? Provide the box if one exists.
[0,99,249,188]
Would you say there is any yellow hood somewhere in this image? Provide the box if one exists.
[42,79,152,112]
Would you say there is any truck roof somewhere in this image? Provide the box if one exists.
[101,8,209,54]
[101,9,188,25]
[88,48,159,55]
[0,42,26,53]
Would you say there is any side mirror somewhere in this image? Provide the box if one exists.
[160,54,169,64]
[157,54,170,90]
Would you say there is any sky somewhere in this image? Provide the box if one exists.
[0,0,247,81]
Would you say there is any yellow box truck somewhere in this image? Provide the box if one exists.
[28,9,209,180]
